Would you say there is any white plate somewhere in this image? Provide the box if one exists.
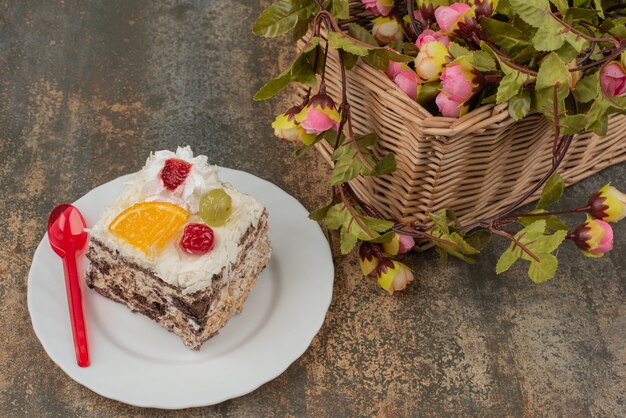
[28,168,334,409]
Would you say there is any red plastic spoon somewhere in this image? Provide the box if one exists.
[47,204,90,367]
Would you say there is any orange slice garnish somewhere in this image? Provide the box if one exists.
[109,202,188,256]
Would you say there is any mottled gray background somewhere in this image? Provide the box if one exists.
[1,1,624,416]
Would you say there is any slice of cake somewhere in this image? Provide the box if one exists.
[86,147,271,350]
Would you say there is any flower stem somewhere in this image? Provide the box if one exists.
[550,11,621,47]
[337,185,375,238]
[392,225,465,251]
[499,206,590,220]
[488,225,541,263]
[552,84,561,166]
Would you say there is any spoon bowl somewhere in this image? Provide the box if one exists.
[48,204,89,256]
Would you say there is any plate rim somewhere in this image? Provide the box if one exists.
[27,168,334,409]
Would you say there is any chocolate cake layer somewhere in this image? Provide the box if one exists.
[85,210,270,350]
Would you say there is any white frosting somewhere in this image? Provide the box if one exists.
[90,146,265,295]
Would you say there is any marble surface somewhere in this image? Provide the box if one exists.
[1,1,624,416]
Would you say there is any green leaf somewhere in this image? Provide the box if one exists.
[509,0,551,28]
[517,212,568,231]
[464,229,492,251]
[363,48,413,70]
[324,203,347,229]
[559,114,588,135]
[549,0,568,15]
[528,253,558,283]
[293,143,315,158]
[331,148,376,185]
[574,71,600,103]
[369,230,395,243]
[309,202,334,221]
[347,23,377,46]
[449,42,471,58]
[511,45,538,62]
[565,7,599,22]
[497,72,525,104]
[327,32,370,56]
[480,18,531,50]
[592,0,604,19]
[253,73,291,101]
[534,53,569,117]
[403,42,419,57]
[554,42,581,63]
[330,133,382,185]
[361,216,394,233]
[518,219,548,242]
[302,36,321,53]
[340,227,358,254]
[371,153,397,176]
[429,211,450,235]
[468,51,497,72]
[253,0,318,38]
[342,51,359,70]
[417,81,441,104]
[508,90,531,120]
[318,129,340,147]
[526,229,567,254]
[329,0,350,19]
[536,172,565,209]
[585,98,610,129]
[496,246,519,274]
[590,113,608,136]
[254,49,317,100]
[532,22,565,51]
[293,17,310,41]
[536,53,569,92]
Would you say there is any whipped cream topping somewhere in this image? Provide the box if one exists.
[90,147,265,294]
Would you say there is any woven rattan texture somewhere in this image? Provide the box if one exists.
[298,3,626,250]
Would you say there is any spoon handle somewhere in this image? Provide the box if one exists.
[62,252,90,367]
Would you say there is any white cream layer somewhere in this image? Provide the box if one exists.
[90,147,265,295]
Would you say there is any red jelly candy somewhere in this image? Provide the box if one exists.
[179,223,215,255]
[161,158,192,191]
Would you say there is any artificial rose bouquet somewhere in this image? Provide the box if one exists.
[253,0,626,293]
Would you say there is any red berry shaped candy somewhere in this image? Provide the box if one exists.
[161,158,192,191]
[179,223,215,255]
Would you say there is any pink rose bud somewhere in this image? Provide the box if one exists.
[588,184,626,222]
[372,16,404,46]
[393,68,420,100]
[385,48,404,79]
[435,92,466,117]
[415,29,450,49]
[436,60,482,117]
[362,0,394,16]
[600,62,626,97]
[417,0,447,22]
[376,259,415,295]
[440,62,480,102]
[359,242,380,277]
[414,40,451,81]
[383,233,416,255]
[295,92,341,137]
[434,3,476,36]
[572,219,614,257]
[271,106,315,144]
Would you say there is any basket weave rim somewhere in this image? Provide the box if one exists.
[310,27,514,138]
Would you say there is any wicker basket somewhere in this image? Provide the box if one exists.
[298,3,626,250]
